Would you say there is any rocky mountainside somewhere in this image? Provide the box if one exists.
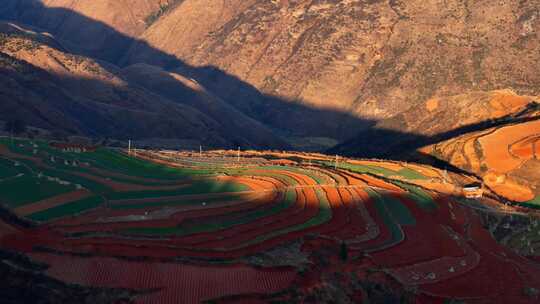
[0,0,166,62]
[0,23,286,149]
[122,0,540,141]
[0,0,539,151]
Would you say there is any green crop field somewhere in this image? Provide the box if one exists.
[364,188,407,251]
[0,160,20,179]
[106,180,249,201]
[109,193,246,210]
[524,196,540,208]
[0,174,75,209]
[259,166,326,184]
[0,139,251,222]
[123,189,298,236]
[394,182,438,211]
[28,196,105,222]
[366,189,416,226]
[77,149,216,179]
[318,161,427,180]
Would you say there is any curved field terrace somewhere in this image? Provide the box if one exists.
[1,138,540,303]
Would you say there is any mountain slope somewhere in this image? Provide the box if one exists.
[0,0,166,62]
[0,0,539,151]
[0,24,287,148]
[120,0,540,141]
[120,63,289,148]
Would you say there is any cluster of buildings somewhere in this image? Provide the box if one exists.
[49,142,97,153]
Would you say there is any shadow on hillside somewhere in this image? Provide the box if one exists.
[330,103,540,158]
[0,1,533,167]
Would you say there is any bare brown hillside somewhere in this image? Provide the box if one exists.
[121,0,540,141]
[0,0,539,151]
[0,25,287,148]
[0,0,166,62]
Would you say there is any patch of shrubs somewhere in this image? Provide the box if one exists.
[0,34,41,53]
[144,1,185,27]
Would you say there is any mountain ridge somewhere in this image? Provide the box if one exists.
[0,0,539,154]
[0,23,288,149]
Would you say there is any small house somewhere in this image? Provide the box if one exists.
[463,182,484,199]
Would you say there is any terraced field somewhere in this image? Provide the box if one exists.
[1,138,540,303]
[423,117,540,205]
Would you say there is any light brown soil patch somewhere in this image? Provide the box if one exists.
[489,91,531,118]
[406,164,442,179]
[415,181,460,196]
[14,189,92,216]
[483,172,535,202]
[487,183,534,202]
[479,120,540,173]
[426,98,439,112]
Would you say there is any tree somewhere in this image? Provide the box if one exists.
[340,241,348,261]
[4,119,26,135]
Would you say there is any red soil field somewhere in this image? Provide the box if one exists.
[388,235,479,286]
[30,253,296,304]
[0,220,17,238]
[371,195,466,267]
[51,189,313,255]
[509,135,540,159]
[344,187,380,244]
[49,192,276,232]
[337,170,368,186]
[479,120,540,173]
